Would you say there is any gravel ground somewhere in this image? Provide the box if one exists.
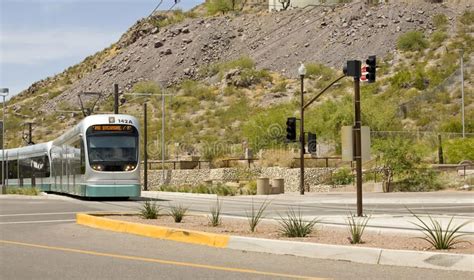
[109,214,474,254]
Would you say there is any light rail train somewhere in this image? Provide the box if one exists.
[0,114,141,198]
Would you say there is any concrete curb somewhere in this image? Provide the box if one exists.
[76,213,473,272]
[76,213,229,248]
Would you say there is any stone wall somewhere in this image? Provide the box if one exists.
[144,167,335,192]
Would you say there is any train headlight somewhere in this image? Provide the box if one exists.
[91,164,104,171]
[124,164,136,171]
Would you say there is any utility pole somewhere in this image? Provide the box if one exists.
[461,50,465,138]
[143,103,148,191]
[23,122,35,145]
[114,84,119,114]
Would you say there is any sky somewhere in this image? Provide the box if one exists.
[0,0,204,99]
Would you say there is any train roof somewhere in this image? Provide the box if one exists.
[1,114,139,159]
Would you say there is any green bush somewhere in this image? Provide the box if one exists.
[392,169,442,192]
[460,10,474,25]
[6,187,40,195]
[444,138,474,164]
[397,31,429,52]
[330,168,354,185]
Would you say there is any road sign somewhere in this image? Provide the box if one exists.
[341,126,371,162]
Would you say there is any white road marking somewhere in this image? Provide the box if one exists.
[0,219,75,225]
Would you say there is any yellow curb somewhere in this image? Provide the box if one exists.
[76,213,230,248]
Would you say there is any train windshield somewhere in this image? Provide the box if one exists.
[86,125,138,172]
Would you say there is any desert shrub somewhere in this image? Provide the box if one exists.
[443,138,474,164]
[460,10,474,25]
[330,168,354,185]
[244,180,257,195]
[305,63,335,82]
[271,80,288,93]
[390,70,412,89]
[432,14,448,30]
[206,0,233,15]
[259,149,297,168]
[149,9,190,28]
[180,80,215,101]
[397,31,429,52]
[132,80,161,95]
[431,31,448,47]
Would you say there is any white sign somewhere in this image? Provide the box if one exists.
[341,126,371,162]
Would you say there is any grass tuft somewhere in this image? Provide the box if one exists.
[346,214,370,244]
[208,198,222,227]
[139,200,160,219]
[169,204,188,223]
[278,208,319,237]
[246,198,271,232]
[408,208,471,250]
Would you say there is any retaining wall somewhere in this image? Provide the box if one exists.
[143,167,335,192]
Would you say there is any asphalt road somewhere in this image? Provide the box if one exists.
[1,194,473,279]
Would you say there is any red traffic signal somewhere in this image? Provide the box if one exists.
[365,55,376,83]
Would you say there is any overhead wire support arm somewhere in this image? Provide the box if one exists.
[303,74,346,110]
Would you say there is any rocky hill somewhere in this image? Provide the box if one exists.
[5,1,473,163]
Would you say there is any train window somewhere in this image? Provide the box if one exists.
[72,138,85,175]
[86,125,138,172]
[8,160,18,179]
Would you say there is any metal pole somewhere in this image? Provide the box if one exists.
[461,50,465,138]
[143,103,148,191]
[354,77,363,217]
[114,84,119,114]
[1,96,5,194]
[300,74,305,195]
[161,89,165,182]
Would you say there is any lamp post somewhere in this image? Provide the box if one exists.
[0,88,8,194]
[298,63,306,195]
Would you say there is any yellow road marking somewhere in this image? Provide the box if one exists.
[0,240,327,280]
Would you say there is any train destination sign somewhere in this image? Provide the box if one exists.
[92,125,133,132]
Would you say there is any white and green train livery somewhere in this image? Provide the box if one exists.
[1,114,141,198]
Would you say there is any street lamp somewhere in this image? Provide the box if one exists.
[298,63,306,195]
[0,88,9,194]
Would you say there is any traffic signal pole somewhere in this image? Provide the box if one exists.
[354,77,363,217]
[300,74,305,195]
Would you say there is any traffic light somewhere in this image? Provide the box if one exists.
[286,117,296,142]
[365,55,376,83]
[307,132,317,154]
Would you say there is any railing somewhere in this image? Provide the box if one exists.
[141,160,211,170]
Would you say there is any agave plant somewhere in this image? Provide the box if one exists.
[278,208,319,238]
[408,208,471,250]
